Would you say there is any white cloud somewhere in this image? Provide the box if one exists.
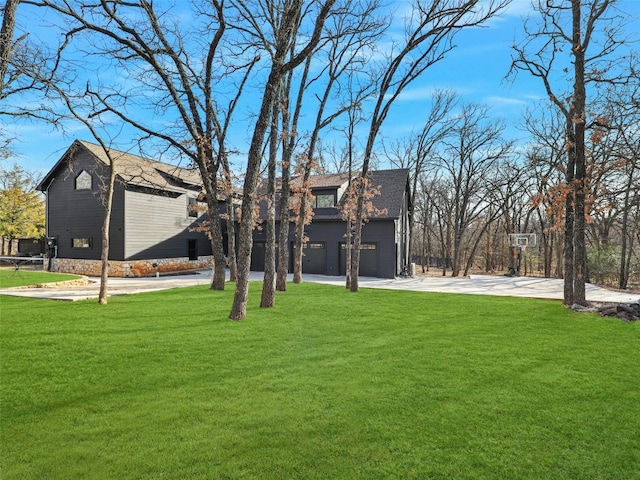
[484,95,529,107]
[501,0,536,19]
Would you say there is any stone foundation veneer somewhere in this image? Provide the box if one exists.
[46,256,214,277]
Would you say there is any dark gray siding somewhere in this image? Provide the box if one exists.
[396,187,411,274]
[109,183,126,259]
[307,220,396,278]
[45,151,125,260]
[123,189,211,260]
[362,220,397,278]
[251,218,397,278]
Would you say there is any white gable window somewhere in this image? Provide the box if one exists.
[75,170,93,190]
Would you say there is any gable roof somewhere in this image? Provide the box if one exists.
[38,140,202,195]
[257,168,410,222]
[290,172,351,190]
[365,169,411,219]
[316,168,410,221]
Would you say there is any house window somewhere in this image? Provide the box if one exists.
[75,170,92,190]
[188,197,198,217]
[72,237,92,248]
[314,194,335,208]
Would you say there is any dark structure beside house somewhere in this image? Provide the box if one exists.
[37,140,213,276]
[251,169,412,279]
[18,238,45,256]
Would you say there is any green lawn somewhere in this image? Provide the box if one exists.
[0,269,81,288]
[1,283,639,479]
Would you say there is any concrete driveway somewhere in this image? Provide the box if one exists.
[1,270,637,303]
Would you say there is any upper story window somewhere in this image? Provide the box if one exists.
[314,193,335,208]
[188,197,199,217]
[75,170,92,190]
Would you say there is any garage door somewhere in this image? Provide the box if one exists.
[302,242,326,274]
[250,241,265,271]
[340,243,378,277]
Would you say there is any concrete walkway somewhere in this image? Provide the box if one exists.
[1,270,638,303]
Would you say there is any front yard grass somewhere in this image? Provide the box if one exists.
[0,269,81,288]
[1,282,639,479]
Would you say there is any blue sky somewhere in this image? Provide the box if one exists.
[3,0,638,176]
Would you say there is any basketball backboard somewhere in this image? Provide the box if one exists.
[508,233,537,251]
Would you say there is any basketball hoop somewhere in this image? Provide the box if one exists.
[507,233,537,276]
[509,233,537,251]
[517,237,528,252]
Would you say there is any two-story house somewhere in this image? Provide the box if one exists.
[38,140,411,279]
[37,140,214,276]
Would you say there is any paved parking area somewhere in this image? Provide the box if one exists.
[1,270,637,303]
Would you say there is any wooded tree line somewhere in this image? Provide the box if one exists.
[404,92,639,291]
[399,0,639,304]
[1,0,637,315]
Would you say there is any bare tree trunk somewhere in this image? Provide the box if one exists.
[226,198,237,282]
[194,151,227,290]
[276,175,290,291]
[230,79,277,319]
[462,218,496,277]
[571,0,587,306]
[345,220,352,288]
[563,151,575,304]
[97,161,117,304]
[293,157,314,284]
[555,233,563,278]
[261,101,279,307]
[445,221,453,276]
[0,0,20,94]
[350,176,366,292]
[277,57,307,291]
[230,0,335,319]
[207,196,227,290]
[219,160,237,283]
[451,227,463,277]
[618,172,633,289]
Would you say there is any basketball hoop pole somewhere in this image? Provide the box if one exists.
[510,245,518,276]
[516,245,527,276]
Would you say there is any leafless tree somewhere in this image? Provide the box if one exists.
[521,104,568,278]
[287,0,382,285]
[386,88,458,260]
[228,0,335,320]
[337,78,370,287]
[433,102,513,276]
[349,0,509,292]
[275,49,302,292]
[510,0,634,305]
[1,0,63,154]
[29,0,261,292]
[489,158,535,276]
[2,1,121,303]
[594,70,640,289]
[418,173,454,276]
[260,89,281,308]
[0,0,21,94]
